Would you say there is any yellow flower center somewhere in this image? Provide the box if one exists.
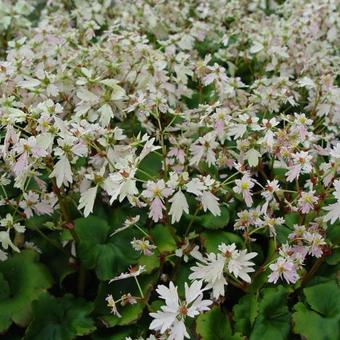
[241,182,249,190]
[303,195,313,204]
[152,188,161,197]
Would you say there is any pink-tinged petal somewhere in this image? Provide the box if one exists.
[149,197,165,222]
[268,271,279,283]
[202,191,221,216]
[286,164,301,182]
[34,202,54,216]
[243,190,253,207]
[215,120,224,135]
[13,153,28,175]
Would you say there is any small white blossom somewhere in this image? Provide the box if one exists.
[131,238,156,256]
[149,281,212,340]
[324,180,340,224]
[105,295,121,318]
[109,266,146,283]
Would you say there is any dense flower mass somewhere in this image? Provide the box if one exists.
[0,0,339,339]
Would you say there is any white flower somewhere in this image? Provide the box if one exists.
[110,215,140,236]
[190,243,257,298]
[261,179,280,201]
[0,214,25,233]
[298,191,318,214]
[0,230,19,253]
[186,176,221,216]
[263,215,285,237]
[138,134,162,161]
[169,190,189,224]
[105,294,121,318]
[323,180,340,224]
[78,186,98,217]
[246,148,261,167]
[286,152,312,182]
[0,249,7,261]
[189,252,227,299]
[142,180,173,222]
[109,265,146,283]
[18,191,39,218]
[98,103,114,127]
[330,143,340,159]
[203,64,228,86]
[303,232,326,258]
[102,154,139,204]
[233,175,254,207]
[50,155,73,188]
[104,168,138,204]
[268,257,299,284]
[131,238,156,256]
[185,178,206,196]
[120,293,137,306]
[190,132,218,167]
[201,191,221,216]
[149,281,212,340]
[219,244,257,283]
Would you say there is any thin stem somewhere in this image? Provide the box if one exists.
[134,224,150,238]
[164,115,178,131]
[226,274,247,291]
[185,207,200,236]
[0,185,8,199]
[249,226,265,235]
[301,257,324,286]
[34,228,70,257]
[221,171,239,185]
[134,276,144,298]
[156,115,168,180]
[77,266,86,297]
[136,168,155,180]
[53,179,85,296]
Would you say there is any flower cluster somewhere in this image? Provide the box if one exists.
[0,0,339,339]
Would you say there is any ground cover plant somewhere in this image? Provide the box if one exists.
[0,0,339,339]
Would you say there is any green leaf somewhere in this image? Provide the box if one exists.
[293,301,340,340]
[26,215,55,230]
[272,168,287,181]
[91,328,134,340]
[136,152,162,181]
[150,224,176,253]
[0,250,53,332]
[233,294,258,336]
[100,303,145,328]
[174,262,192,298]
[35,235,76,286]
[198,205,230,229]
[24,294,95,340]
[201,231,243,252]
[303,281,340,317]
[198,162,218,175]
[0,273,10,300]
[75,216,139,280]
[247,240,276,293]
[284,212,300,228]
[327,221,340,245]
[137,253,160,273]
[250,286,290,340]
[196,306,241,340]
[276,225,292,244]
[326,248,340,265]
[109,207,137,230]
